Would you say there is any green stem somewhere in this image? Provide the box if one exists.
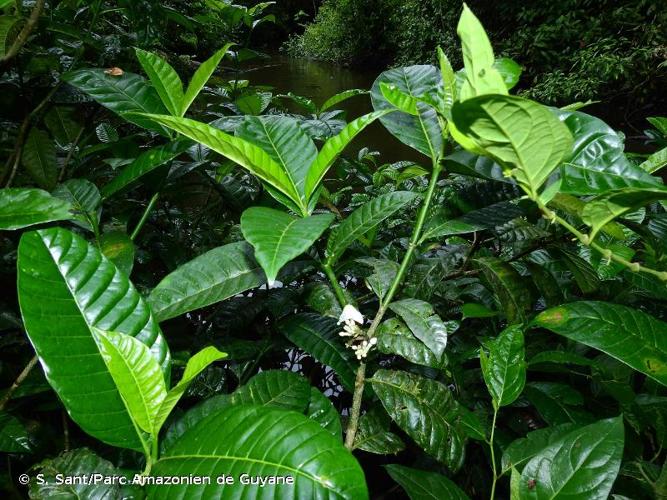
[130,192,160,241]
[322,263,348,307]
[489,406,499,500]
[343,159,443,450]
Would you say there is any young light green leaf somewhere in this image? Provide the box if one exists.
[181,42,234,116]
[92,328,167,436]
[386,464,470,500]
[241,207,333,283]
[518,417,624,499]
[380,82,419,115]
[326,191,418,266]
[451,95,573,196]
[480,325,526,408]
[456,4,507,99]
[388,299,449,360]
[437,46,456,118]
[135,48,184,116]
[534,301,667,387]
[149,241,265,322]
[640,146,667,174]
[320,88,367,112]
[0,188,73,230]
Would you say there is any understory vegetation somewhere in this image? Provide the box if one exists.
[2,1,667,499]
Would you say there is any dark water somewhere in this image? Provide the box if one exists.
[233,55,426,164]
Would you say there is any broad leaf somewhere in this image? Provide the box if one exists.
[0,188,72,230]
[371,66,443,157]
[380,82,419,115]
[475,257,532,324]
[320,88,367,112]
[278,314,357,391]
[44,106,83,146]
[534,301,667,387]
[241,207,333,283]
[377,318,444,368]
[386,464,470,500]
[518,417,624,499]
[501,423,578,474]
[480,325,526,408]
[523,382,591,426]
[181,43,234,116]
[99,231,135,276]
[306,387,342,439]
[52,178,101,232]
[151,405,368,499]
[371,369,465,470]
[353,408,405,454]
[0,412,32,453]
[17,227,170,450]
[22,128,58,190]
[451,95,573,196]
[326,191,418,266]
[149,241,265,322]
[388,299,449,360]
[135,48,184,116]
[640,146,667,174]
[357,257,399,303]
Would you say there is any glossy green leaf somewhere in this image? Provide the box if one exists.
[326,191,418,266]
[241,207,333,283]
[149,241,265,322]
[386,464,470,500]
[357,257,399,303]
[181,43,234,116]
[101,140,191,198]
[371,66,443,157]
[494,57,522,90]
[0,412,32,453]
[306,387,342,439]
[52,178,101,232]
[137,114,304,211]
[456,4,507,99]
[44,106,83,145]
[151,405,368,499]
[154,346,226,432]
[480,325,526,408]
[99,231,135,276]
[278,313,357,392]
[380,82,419,115]
[551,246,600,294]
[92,328,167,436]
[279,92,317,114]
[305,110,392,198]
[475,256,532,324]
[22,128,58,190]
[63,70,168,132]
[353,407,405,454]
[17,227,170,450]
[388,299,449,360]
[437,46,456,118]
[518,417,624,499]
[523,382,591,426]
[135,48,184,116]
[376,318,444,368]
[501,423,578,474]
[640,146,667,174]
[320,88,367,112]
[534,301,667,387]
[371,369,465,469]
[451,95,572,196]
[0,188,73,230]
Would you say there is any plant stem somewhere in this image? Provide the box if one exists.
[343,160,443,449]
[322,263,348,307]
[130,192,160,241]
[0,356,38,411]
[1,0,45,65]
[488,406,499,500]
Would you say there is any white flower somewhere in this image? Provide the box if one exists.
[338,304,364,325]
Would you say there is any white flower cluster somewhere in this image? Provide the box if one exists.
[337,305,377,360]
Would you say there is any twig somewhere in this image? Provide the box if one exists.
[0,356,38,412]
[1,0,45,64]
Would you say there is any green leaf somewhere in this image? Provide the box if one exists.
[640,146,667,174]
[451,95,572,196]
[0,16,21,59]
[494,57,522,90]
[236,115,317,206]
[437,46,456,118]
[241,207,333,283]
[320,88,367,112]
[279,92,317,114]
[353,407,405,454]
[44,106,83,145]
[558,110,664,195]
[63,70,168,133]
[278,314,357,392]
[92,328,167,436]
[501,423,578,474]
[461,303,498,319]
[181,43,234,116]
[0,412,32,453]
[475,256,532,324]
[534,301,667,387]
[371,66,443,157]
[357,257,399,303]
[386,464,470,500]
[377,318,444,368]
[0,188,73,230]
[101,140,191,198]
[456,4,507,99]
[582,188,667,240]
[148,241,265,322]
[326,191,418,266]
[388,299,449,360]
[52,178,101,232]
[523,382,591,426]
[380,82,419,115]
[551,246,600,294]
[305,110,392,198]
[99,231,135,276]
[136,114,304,211]
[152,405,368,499]
[306,386,342,439]
[518,417,624,499]
[135,48,184,116]
[17,227,170,450]
[480,325,526,408]
[370,369,465,470]
[153,346,226,432]
[22,128,58,190]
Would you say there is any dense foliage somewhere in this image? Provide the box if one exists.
[2,1,667,499]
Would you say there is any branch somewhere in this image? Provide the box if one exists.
[1,0,45,64]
